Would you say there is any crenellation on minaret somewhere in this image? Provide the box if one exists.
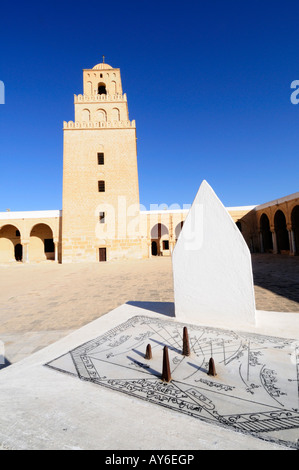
[74,93,127,103]
[63,120,136,129]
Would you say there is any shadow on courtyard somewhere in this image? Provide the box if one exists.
[251,254,299,306]
[0,357,11,370]
[129,255,299,313]
[126,301,175,317]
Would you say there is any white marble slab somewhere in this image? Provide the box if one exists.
[172,181,256,329]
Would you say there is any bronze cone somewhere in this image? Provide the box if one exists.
[162,346,172,382]
[145,344,152,360]
[208,357,217,376]
[183,327,191,356]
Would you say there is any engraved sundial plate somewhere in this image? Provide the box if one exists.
[45,315,299,449]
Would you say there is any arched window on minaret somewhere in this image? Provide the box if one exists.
[86,81,92,95]
[96,109,107,122]
[82,109,90,122]
[112,108,120,121]
[111,81,117,94]
[98,82,107,95]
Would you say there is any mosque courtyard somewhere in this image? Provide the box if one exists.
[0,254,298,368]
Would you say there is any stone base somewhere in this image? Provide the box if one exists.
[0,303,297,450]
[61,237,145,262]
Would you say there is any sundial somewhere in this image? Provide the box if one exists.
[46,315,299,449]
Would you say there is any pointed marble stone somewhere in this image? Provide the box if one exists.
[172,180,256,329]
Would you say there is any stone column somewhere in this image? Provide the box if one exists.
[259,232,264,253]
[271,229,278,254]
[158,213,162,256]
[22,242,29,263]
[288,228,295,255]
[159,238,163,256]
[169,213,175,253]
[54,241,59,262]
[291,229,296,255]
[146,214,151,259]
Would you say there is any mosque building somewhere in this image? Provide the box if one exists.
[0,60,298,263]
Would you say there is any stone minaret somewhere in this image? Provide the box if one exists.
[62,59,144,262]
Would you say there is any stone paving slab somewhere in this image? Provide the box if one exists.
[252,254,299,311]
[0,330,74,369]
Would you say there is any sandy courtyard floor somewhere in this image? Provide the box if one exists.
[0,254,298,366]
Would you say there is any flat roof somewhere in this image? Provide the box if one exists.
[0,210,62,220]
[255,192,299,211]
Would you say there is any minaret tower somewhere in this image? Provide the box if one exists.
[62,58,143,262]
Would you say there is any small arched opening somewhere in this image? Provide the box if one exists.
[98,82,107,95]
[151,241,158,256]
[291,205,299,255]
[260,213,273,253]
[151,223,169,256]
[14,244,23,262]
[274,210,290,253]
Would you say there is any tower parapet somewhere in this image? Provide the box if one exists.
[63,120,136,129]
[74,93,127,103]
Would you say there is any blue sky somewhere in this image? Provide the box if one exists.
[0,0,298,211]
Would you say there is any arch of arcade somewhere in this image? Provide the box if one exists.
[0,211,61,263]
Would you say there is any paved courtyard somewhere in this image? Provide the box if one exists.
[0,254,298,367]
